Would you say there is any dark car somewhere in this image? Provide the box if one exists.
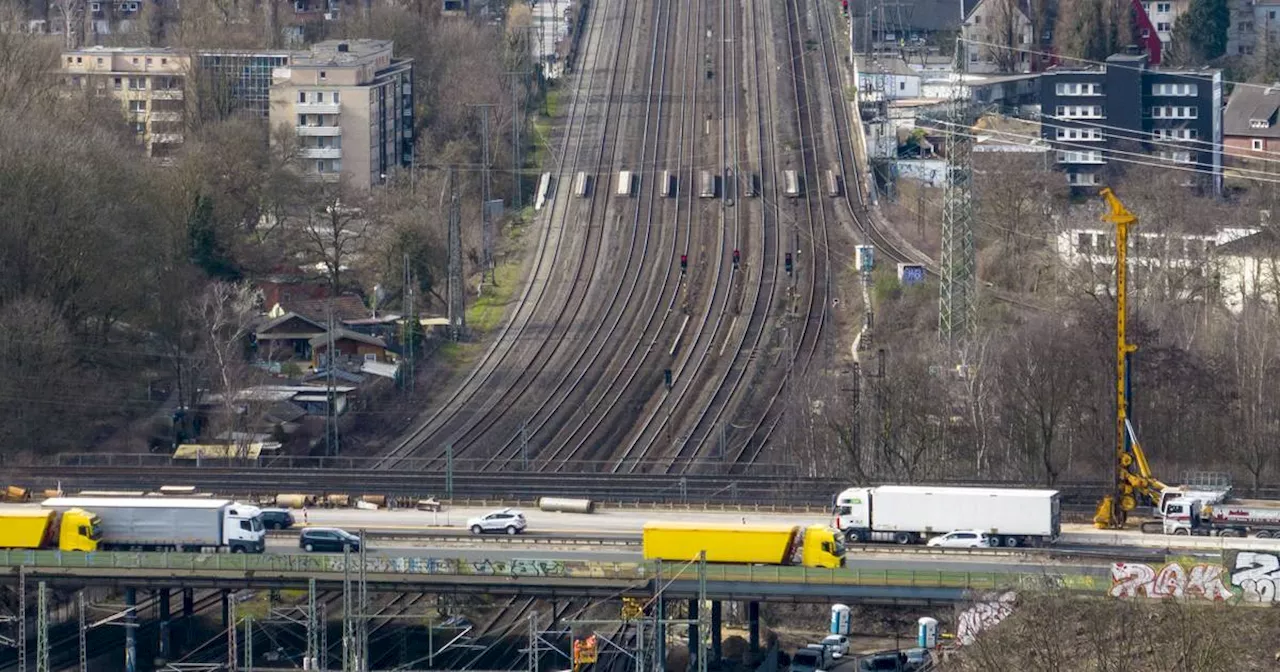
[259,508,295,530]
[299,527,362,553]
[857,652,906,672]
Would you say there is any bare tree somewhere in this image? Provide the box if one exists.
[298,180,374,295]
[187,281,263,457]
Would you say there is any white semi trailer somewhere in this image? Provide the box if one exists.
[42,497,266,553]
[833,485,1061,547]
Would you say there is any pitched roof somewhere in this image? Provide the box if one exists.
[1224,85,1280,139]
[283,294,370,324]
[255,311,327,337]
[309,328,388,349]
[1216,228,1280,257]
[866,0,982,32]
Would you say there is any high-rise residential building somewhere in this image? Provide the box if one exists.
[60,40,415,188]
[268,39,415,190]
[61,46,191,158]
[1039,52,1222,194]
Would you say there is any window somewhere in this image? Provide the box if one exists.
[129,100,146,112]
[1055,105,1103,118]
[1068,172,1098,186]
[161,57,168,65]
[1254,139,1265,150]
[239,520,251,531]
[332,91,340,103]
[1152,105,1197,118]
[145,57,152,65]
[1055,82,1102,96]
[298,91,306,103]
[131,57,138,64]
[1157,22,1171,31]
[128,76,144,90]
[1158,149,1193,163]
[1057,127,1103,141]
[112,77,122,90]
[319,70,327,80]
[132,121,145,134]
[1156,2,1170,11]
[1152,82,1198,96]
[974,14,981,23]
[1076,232,1094,253]
[315,91,325,102]
[1057,150,1104,163]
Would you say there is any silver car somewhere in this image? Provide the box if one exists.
[467,508,527,535]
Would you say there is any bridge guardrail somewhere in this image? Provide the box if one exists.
[0,550,1108,593]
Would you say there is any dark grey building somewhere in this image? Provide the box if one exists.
[1039,52,1223,194]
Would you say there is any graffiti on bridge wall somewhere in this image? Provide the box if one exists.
[1230,552,1280,603]
[1108,561,1234,600]
[1109,552,1280,602]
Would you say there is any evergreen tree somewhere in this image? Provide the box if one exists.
[1171,0,1229,62]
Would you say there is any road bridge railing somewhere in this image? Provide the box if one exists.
[0,550,1108,596]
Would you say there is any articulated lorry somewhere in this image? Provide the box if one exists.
[42,497,266,553]
[1160,497,1280,537]
[0,510,101,551]
[833,486,1061,548]
[641,522,845,568]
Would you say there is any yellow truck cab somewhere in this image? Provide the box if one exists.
[0,509,100,551]
[800,525,846,569]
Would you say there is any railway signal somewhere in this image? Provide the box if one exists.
[680,254,688,273]
[663,369,673,389]
[785,253,793,275]
[732,249,740,268]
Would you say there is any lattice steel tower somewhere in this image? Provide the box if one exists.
[938,35,977,342]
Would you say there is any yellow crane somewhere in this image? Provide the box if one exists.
[1093,188,1167,529]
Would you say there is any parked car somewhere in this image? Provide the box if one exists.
[467,508,527,535]
[821,634,850,659]
[857,652,906,671]
[926,530,992,548]
[259,508,295,530]
[789,648,827,672]
[901,648,932,671]
[299,527,362,553]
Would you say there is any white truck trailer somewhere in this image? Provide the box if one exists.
[42,497,266,553]
[833,485,1060,547]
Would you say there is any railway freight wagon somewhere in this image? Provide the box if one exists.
[641,522,845,568]
[833,486,1060,547]
[42,497,266,553]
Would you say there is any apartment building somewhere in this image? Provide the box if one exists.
[1039,52,1222,194]
[268,40,415,190]
[61,46,191,158]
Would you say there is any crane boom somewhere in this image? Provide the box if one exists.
[1094,188,1166,529]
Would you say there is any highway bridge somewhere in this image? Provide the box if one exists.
[0,549,1108,603]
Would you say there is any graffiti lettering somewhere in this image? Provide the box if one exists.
[956,591,1016,646]
[1231,552,1280,603]
[1108,562,1232,601]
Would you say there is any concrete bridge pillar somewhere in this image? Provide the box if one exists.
[687,599,699,672]
[157,588,171,662]
[748,601,760,654]
[124,588,137,672]
[710,601,722,663]
[221,590,230,629]
[183,589,194,648]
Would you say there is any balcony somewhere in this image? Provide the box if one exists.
[149,111,182,122]
[149,132,184,145]
[300,147,343,159]
[296,125,343,136]
[297,101,341,115]
[150,89,184,100]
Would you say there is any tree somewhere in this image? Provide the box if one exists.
[297,180,374,296]
[187,281,263,457]
[1222,308,1280,493]
[1169,0,1229,63]
[983,0,1029,72]
[1054,0,1134,63]
[0,298,80,457]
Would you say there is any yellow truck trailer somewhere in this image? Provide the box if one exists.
[641,522,845,568]
[0,509,100,551]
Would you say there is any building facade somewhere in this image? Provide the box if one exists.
[268,40,415,190]
[960,0,1036,73]
[1039,53,1222,193]
[61,47,191,158]
[1222,83,1280,162]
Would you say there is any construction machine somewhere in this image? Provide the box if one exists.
[1093,188,1168,529]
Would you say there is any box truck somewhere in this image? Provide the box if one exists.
[0,509,100,551]
[42,497,266,553]
[833,486,1060,547]
[642,522,845,568]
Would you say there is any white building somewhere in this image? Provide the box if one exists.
[855,57,922,102]
[1054,226,1273,311]
[960,0,1035,73]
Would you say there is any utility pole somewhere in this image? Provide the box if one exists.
[325,299,339,456]
[34,583,45,672]
[507,71,528,210]
[447,166,466,341]
[939,23,977,343]
[401,252,416,392]
[468,103,497,282]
